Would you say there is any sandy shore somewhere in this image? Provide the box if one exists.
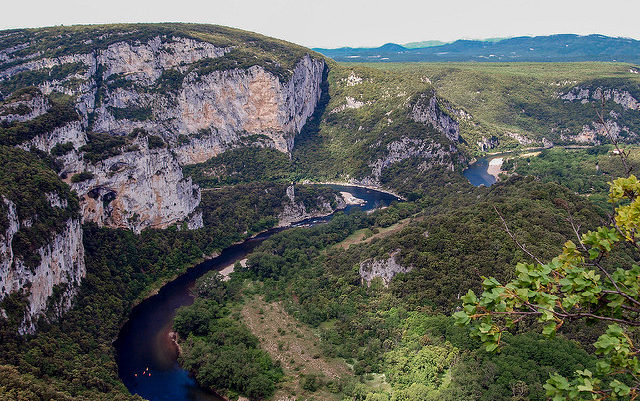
[219,258,247,281]
[340,191,366,205]
[487,157,504,178]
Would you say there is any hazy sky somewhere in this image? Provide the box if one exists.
[2,0,640,48]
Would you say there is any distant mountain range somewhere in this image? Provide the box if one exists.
[313,34,640,63]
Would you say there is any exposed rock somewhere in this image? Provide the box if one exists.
[0,91,50,123]
[359,250,412,286]
[330,96,368,114]
[411,91,460,142]
[560,86,640,111]
[278,185,346,226]
[560,125,601,144]
[366,138,459,184]
[0,198,85,334]
[18,121,87,153]
[477,136,499,151]
[340,191,365,205]
[506,132,535,145]
[68,144,200,233]
[0,35,326,231]
[344,72,363,86]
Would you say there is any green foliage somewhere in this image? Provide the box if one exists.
[291,64,461,184]
[456,174,640,400]
[0,92,79,146]
[0,63,87,95]
[0,146,79,267]
[184,147,293,187]
[176,273,283,399]
[190,48,290,82]
[50,141,75,157]
[365,62,640,153]
[154,69,184,93]
[500,146,640,211]
[0,181,338,399]
[235,178,610,400]
[108,106,153,121]
[0,23,321,85]
[146,135,165,149]
[70,170,94,183]
[79,132,128,163]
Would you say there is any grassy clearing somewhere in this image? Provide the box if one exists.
[240,295,351,401]
[334,216,421,250]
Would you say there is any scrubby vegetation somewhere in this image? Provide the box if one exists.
[501,145,640,210]
[158,176,607,400]
[0,146,79,267]
[364,62,640,153]
[0,23,321,84]
[184,147,293,187]
[176,273,283,399]
[0,92,78,146]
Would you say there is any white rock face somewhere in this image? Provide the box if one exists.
[561,86,640,110]
[0,198,85,334]
[0,35,325,231]
[18,121,87,153]
[278,185,346,226]
[477,136,499,152]
[359,250,412,286]
[365,138,459,185]
[68,143,201,233]
[411,92,460,142]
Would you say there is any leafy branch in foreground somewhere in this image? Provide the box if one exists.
[454,175,640,400]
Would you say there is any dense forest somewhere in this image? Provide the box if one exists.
[1,22,640,401]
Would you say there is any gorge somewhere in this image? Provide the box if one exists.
[1,22,640,401]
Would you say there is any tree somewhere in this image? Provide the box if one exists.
[454,115,640,399]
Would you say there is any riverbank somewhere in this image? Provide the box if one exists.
[115,184,402,401]
[487,157,504,179]
[301,180,407,201]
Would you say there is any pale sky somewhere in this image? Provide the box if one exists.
[2,0,639,48]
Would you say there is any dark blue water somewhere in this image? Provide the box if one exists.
[114,185,399,401]
[463,157,497,187]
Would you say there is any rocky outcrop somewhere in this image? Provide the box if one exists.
[359,250,412,286]
[477,136,499,152]
[0,33,326,231]
[364,138,460,185]
[0,198,85,334]
[506,132,535,146]
[67,143,201,233]
[561,86,640,110]
[411,92,460,142]
[277,185,346,226]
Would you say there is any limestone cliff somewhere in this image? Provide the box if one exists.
[0,192,84,335]
[559,84,639,142]
[359,250,412,286]
[278,185,346,226]
[411,91,461,142]
[0,26,326,231]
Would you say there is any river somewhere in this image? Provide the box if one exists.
[114,184,400,401]
[463,157,498,187]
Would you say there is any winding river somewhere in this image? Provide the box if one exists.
[114,184,399,401]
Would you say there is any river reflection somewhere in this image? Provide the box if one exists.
[114,184,399,401]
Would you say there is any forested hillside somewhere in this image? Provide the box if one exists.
[0,22,639,401]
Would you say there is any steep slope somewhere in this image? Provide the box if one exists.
[365,62,640,153]
[291,64,467,188]
[0,147,84,334]
[0,24,326,232]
